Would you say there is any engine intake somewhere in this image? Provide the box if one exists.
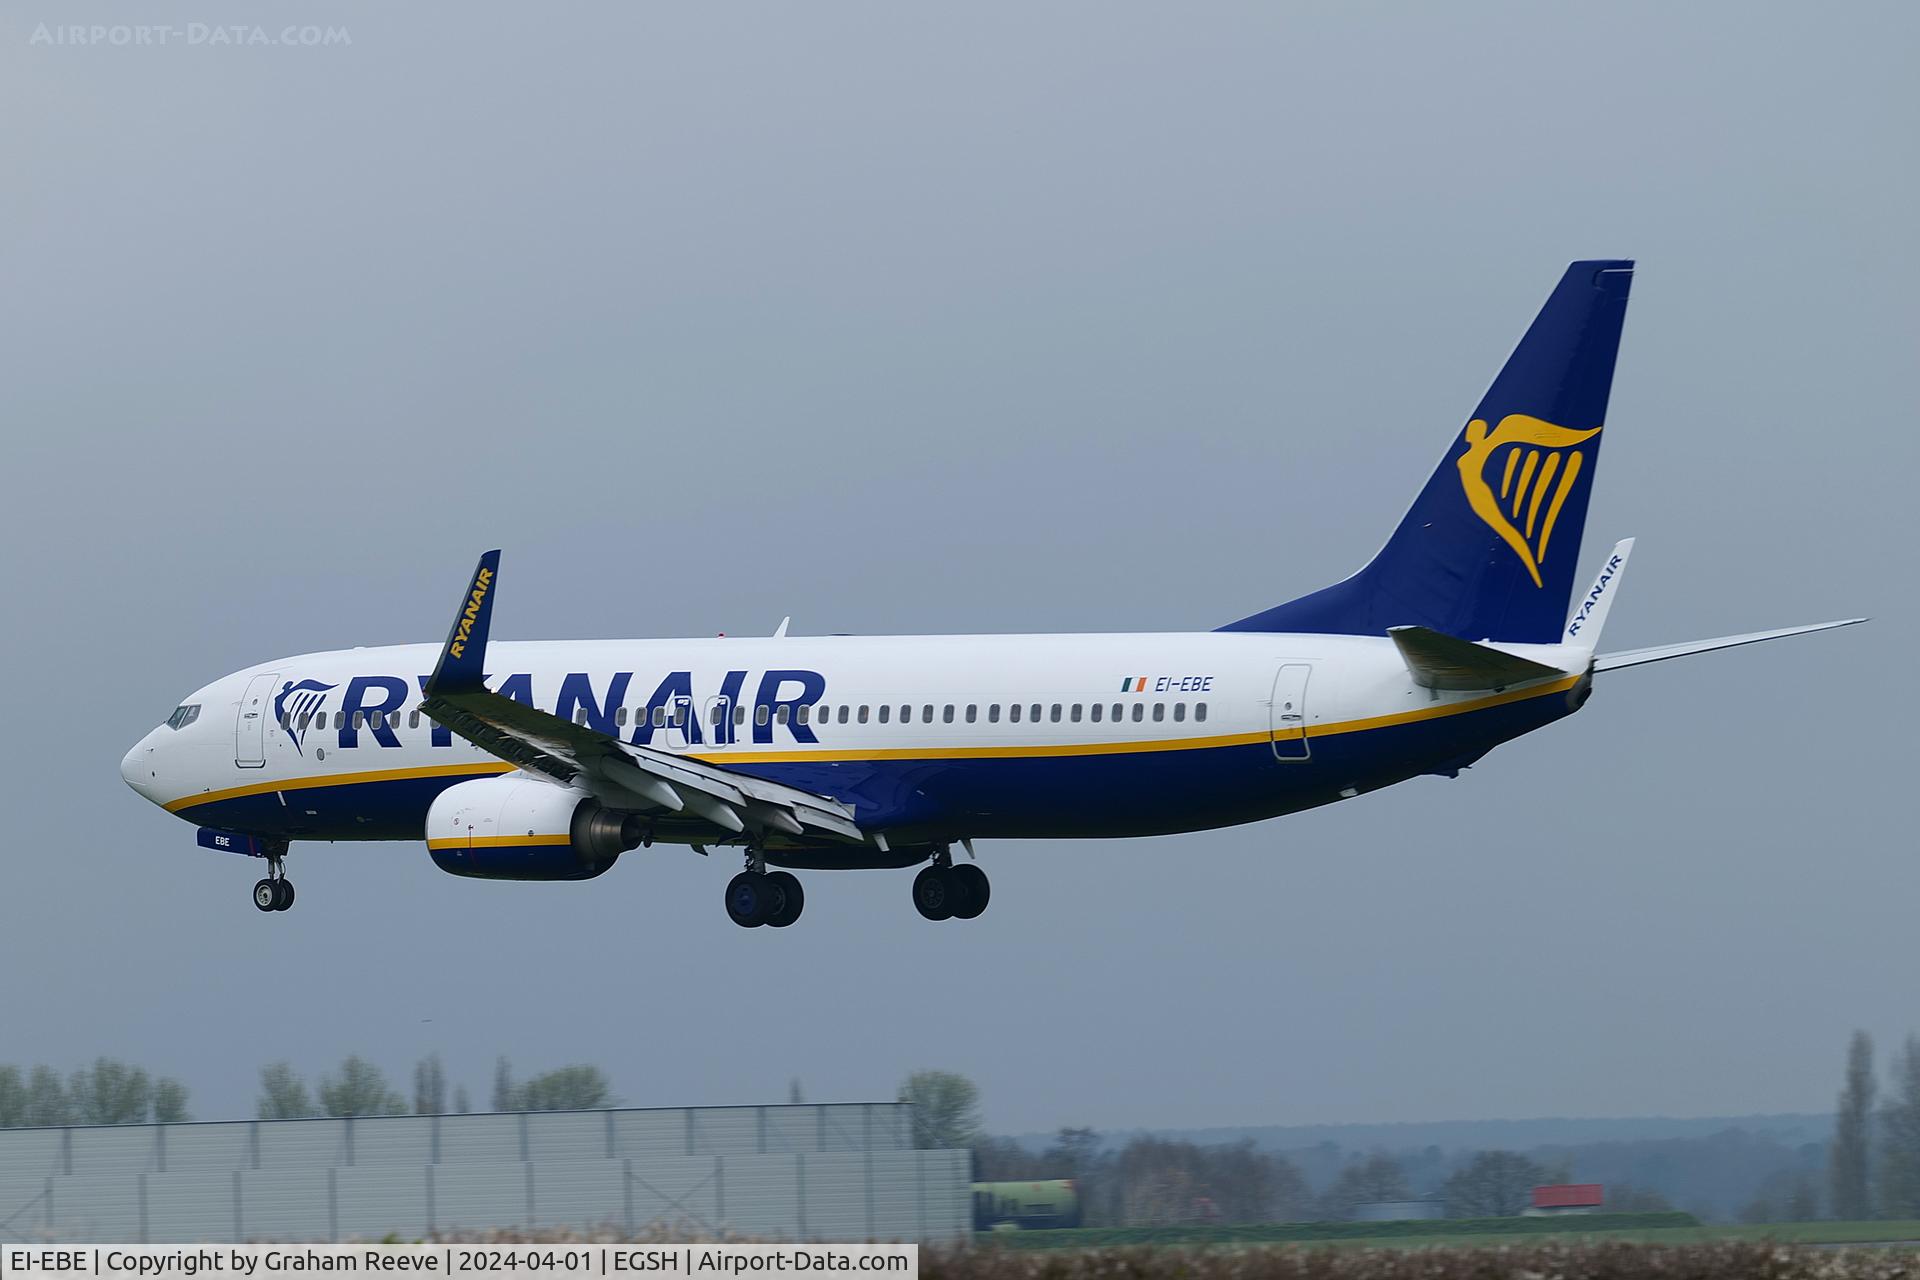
[426,775,643,881]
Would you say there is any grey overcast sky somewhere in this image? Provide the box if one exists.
[2,2,1915,1135]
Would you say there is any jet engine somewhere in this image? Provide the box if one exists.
[426,775,643,881]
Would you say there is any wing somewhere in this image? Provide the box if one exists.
[420,552,865,845]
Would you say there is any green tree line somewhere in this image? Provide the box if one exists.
[0,1060,191,1126]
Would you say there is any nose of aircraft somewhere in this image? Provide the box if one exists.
[121,733,160,802]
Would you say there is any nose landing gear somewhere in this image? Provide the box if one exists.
[252,846,295,913]
[912,845,989,921]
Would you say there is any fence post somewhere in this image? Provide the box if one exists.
[525,1161,535,1227]
[715,1155,725,1228]
[605,1110,616,1159]
[623,1158,634,1236]
[156,1124,167,1173]
[327,1168,338,1242]
[432,1114,442,1165]
[62,1128,72,1175]
[796,1153,806,1241]
[344,1116,355,1167]
[426,1165,436,1238]
[519,1113,531,1163]
[233,1169,243,1241]
[45,1176,53,1232]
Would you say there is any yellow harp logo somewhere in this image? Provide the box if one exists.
[1457,414,1601,588]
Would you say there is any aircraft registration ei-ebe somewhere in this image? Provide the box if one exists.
[121,260,1865,928]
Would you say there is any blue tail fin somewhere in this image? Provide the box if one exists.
[1220,259,1634,643]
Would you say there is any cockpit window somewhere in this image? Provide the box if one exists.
[165,704,201,730]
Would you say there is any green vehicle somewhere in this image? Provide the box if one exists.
[973,1179,1081,1230]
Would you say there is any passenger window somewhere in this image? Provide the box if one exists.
[988,705,1000,723]
[838,706,850,724]
[1070,704,1082,722]
[1195,702,1208,722]
[878,704,891,724]
[1173,702,1186,722]
[776,706,790,724]
[943,705,955,723]
[1131,704,1144,722]
[334,711,345,729]
[735,705,748,726]
[1152,703,1165,722]
[1009,703,1022,723]
[616,707,628,727]
[353,711,366,729]
[296,712,310,730]
[755,705,770,727]
[858,705,870,724]
[922,704,934,723]
[1029,703,1041,723]
[1112,703,1124,722]
[965,705,978,723]
[650,706,665,728]
[409,710,420,728]
[1090,703,1102,723]
[899,705,911,724]
[796,705,810,725]
[1050,704,1062,722]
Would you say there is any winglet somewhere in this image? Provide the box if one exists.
[1565,537,1634,650]
[425,550,501,696]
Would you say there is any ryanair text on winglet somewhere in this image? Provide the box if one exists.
[447,567,493,660]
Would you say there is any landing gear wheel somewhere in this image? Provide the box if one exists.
[913,865,968,921]
[253,879,278,912]
[949,864,989,919]
[273,879,296,911]
[765,872,805,928]
[725,871,774,928]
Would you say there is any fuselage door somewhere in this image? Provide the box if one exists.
[235,672,279,768]
[1269,663,1311,762]
[703,695,733,748]
[664,695,697,751]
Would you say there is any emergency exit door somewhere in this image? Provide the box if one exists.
[1269,664,1311,761]
[235,672,278,768]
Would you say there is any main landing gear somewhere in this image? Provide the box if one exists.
[912,846,989,922]
[724,850,804,929]
[253,847,295,913]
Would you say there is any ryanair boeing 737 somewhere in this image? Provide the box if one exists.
[120,261,1863,927]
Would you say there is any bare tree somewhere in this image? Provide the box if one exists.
[898,1070,981,1149]
[1318,1154,1411,1220]
[491,1057,515,1113]
[1440,1150,1547,1218]
[1832,1030,1876,1220]
[453,1085,472,1115]
[0,1066,26,1127]
[317,1056,408,1118]
[257,1063,316,1119]
[1878,1034,1920,1218]
[413,1054,448,1115]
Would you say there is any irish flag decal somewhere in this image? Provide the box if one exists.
[1118,677,1148,693]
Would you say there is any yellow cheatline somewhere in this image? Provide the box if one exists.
[166,675,1583,804]
[693,675,1582,765]
[425,834,571,850]
[163,761,515,813]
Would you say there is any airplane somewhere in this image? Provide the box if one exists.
[119,260,1864,928]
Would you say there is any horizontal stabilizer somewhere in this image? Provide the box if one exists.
[1593,618,1866,672]
[1389,626,1570,691]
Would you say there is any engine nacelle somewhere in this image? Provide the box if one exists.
[426,776,643,881]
